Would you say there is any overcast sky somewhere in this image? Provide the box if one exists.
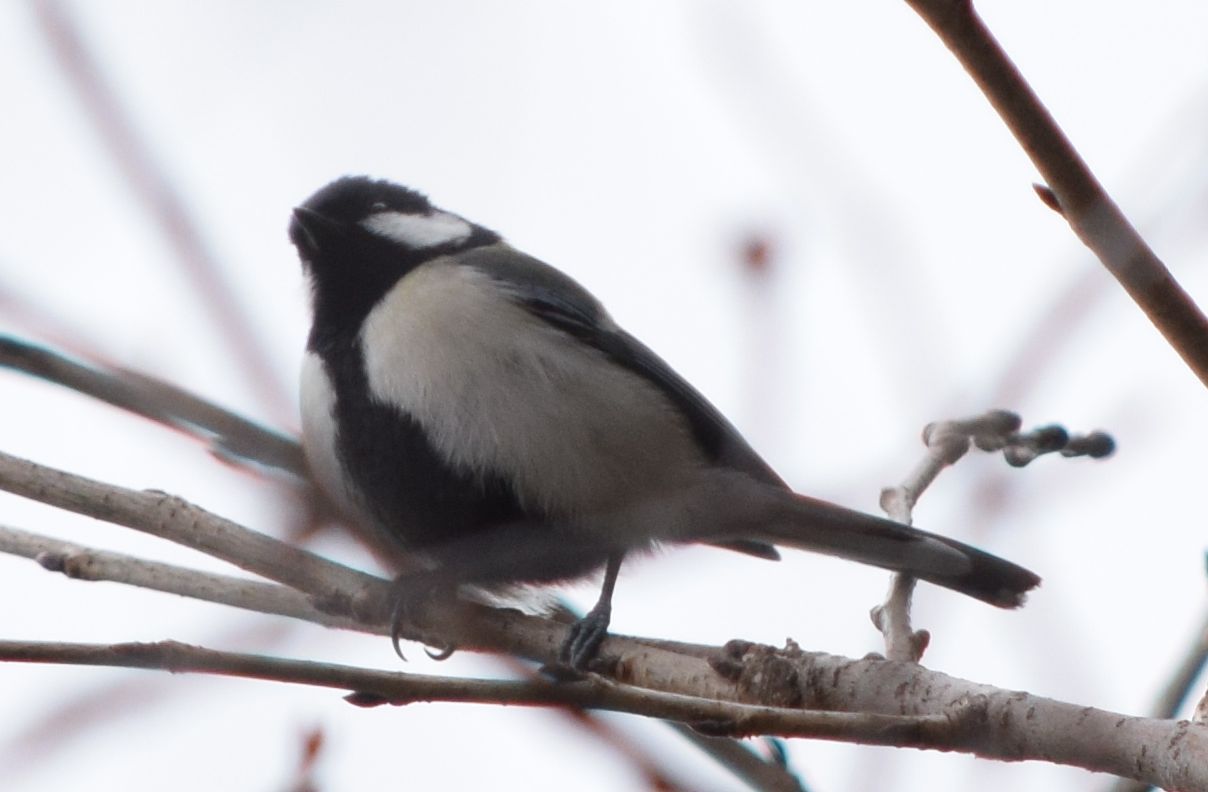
[2,2,1208,790]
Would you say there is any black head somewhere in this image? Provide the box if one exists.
[291,177,431,245]
[290,176,500,265]
[291,177,501,345]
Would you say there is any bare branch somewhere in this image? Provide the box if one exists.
[872,412,991,659]
[709,641,1208,790]
[869,574,927,663]
[0,449,368,602]
[0,448,707,672]
[666,726,805,792]
[0,524,362,632]
[1108,599,1208,792]
[0,638,1005,746]
[4,635,1208,789]
[4,435,1189,787]
[873,411,1108,660]
[904,0,1208,390]
[0,336,305,478]
[1160,609,1208,722]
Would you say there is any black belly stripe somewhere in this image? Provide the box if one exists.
[319,340,527,551]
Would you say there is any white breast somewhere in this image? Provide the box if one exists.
[358,255,705,524]
[299,351,359,518]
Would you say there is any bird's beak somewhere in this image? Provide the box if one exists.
[290,206,346,257]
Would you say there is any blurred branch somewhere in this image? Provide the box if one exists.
[1108,602,1208,792]
[1147,612,1208,727]
[0,335,305,477]
[904,0,1208,389]
[32,0,290,417]
[285,726,325,792]
[667,726,805,792]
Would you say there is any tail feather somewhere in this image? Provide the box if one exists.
[747,493,1040,608]
[612,471,1040,608]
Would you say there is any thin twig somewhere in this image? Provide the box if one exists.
[904,0,1208,389]
[1107,606,1208,792]
[0,524,362,632]
[666,725,806,792]
[873,411,1110,659]
[0,336,305,477]
[0,449,373,602]
[0,638,977,745]
[3,635,1208,789]
[873,411,1016,660]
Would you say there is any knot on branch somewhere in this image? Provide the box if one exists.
[710,640,805,709]
[144,489,195,519]
[35,548,96,580]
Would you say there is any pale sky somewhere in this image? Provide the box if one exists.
[2,2,1207,790]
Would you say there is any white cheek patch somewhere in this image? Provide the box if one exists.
[361,210,473,250]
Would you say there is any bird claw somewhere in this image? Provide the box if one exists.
[424,643,456,661]
[387,573,445,662]
[558,604,612,671]
[388,593,411,662]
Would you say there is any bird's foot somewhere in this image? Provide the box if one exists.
[387,573,456,661]
[557,602,612,672]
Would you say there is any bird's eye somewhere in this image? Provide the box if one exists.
[370,201,388,212]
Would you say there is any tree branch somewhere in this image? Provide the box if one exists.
[0,524,362,632]
[0,639,969,745]
[0,451,1201,786]
[904,0,1208,389]
[873,411,1111,661]
[3,633,1207,790]
[0,449,370,602]
[0,335,305,478]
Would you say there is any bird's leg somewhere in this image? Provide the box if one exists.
[387,521,625,664]
[559,552,624,670]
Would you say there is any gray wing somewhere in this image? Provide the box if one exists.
[463,245,784,560]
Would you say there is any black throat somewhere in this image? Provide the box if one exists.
[301,232,524,554]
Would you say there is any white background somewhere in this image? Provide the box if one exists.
[1,1,1207,790]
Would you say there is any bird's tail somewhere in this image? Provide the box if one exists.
[747,492,1040,608]
[661,473,1040,608]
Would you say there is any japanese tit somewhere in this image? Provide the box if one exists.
[290,176,1039,667]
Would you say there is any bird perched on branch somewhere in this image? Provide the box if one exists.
[290,176,1040,668]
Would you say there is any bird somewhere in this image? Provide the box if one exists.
[289,176,1040,669]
